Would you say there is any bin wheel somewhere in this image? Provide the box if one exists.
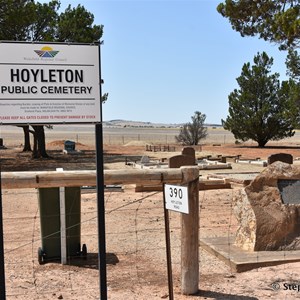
[38,247,45,265]
[82,244,87,259]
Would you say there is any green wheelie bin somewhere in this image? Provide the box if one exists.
[38,187,87,264]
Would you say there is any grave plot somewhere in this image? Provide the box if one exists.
[201,161,300,274]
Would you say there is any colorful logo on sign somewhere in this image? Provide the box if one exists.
[34,46,59,58]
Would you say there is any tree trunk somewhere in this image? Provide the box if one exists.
[22,126,32,152]
[257,139,267,147]
[31,125,49,158]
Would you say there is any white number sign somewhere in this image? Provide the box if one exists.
[164,184,189,214]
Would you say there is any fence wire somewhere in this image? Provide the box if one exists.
[3,184,300,300]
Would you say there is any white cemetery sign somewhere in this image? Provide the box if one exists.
[0,41,101,124]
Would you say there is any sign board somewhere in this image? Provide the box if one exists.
[0,41,101,124]
[164,184,189,214]
[278,179,300,205]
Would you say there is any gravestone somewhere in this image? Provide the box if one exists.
[268,153,293,165]
[140,155,150,164]
[169,147,196,168]
[169,155,196,168]
[182,147,196,160]
[234,161,300,251]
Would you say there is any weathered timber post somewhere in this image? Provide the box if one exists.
[180,166,199,295]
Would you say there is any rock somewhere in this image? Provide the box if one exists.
[234,161,300,251]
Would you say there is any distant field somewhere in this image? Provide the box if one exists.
[102,126,238,145]
[1,125,300,147]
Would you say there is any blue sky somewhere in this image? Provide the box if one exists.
[56,0,289,124]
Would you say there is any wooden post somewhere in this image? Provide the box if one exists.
[180,166,199,295]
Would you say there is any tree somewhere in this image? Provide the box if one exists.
[56,4,102,42]
[217,0,300,134]
[286,49,300,80]
[175,111,208,145]
[217,0,300,50]
[222,52,299,147]
[0,0,60,41]
[285,49,300,111]
[0,0,104,158]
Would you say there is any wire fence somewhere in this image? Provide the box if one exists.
[0,125,240,148]
[3,183,300,299]
[3,188,178,299]
[3,125,300,148]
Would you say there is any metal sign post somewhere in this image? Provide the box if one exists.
[96,123,107,299]
[163,185,174,300]
[96,42,107,299]
[0,162,6,299]
[163,184,189,299]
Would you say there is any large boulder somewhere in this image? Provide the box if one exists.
[234,161,300,251]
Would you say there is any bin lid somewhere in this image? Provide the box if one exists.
[64,140,75,150]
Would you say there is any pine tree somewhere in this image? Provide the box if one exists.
[222,52,299,147]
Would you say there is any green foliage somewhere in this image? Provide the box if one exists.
[217,0,300,131]
[286,49,300,80]
[101,92,109,103]
[30,1,60,41]
[0,0,35,40]
[217,0,300,50]
[56,4,103,42]
[0,1,103,42]
[175,111,208,145]
[222,52,299,147]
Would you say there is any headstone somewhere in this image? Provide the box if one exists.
[182,147,196,160]
[268,153,293,165]
[234,161,300,251]
[140,155,150,164]
[0,138,3,147]
[169,154,195,168]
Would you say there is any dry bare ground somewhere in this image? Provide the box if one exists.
[2,126,300,299]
